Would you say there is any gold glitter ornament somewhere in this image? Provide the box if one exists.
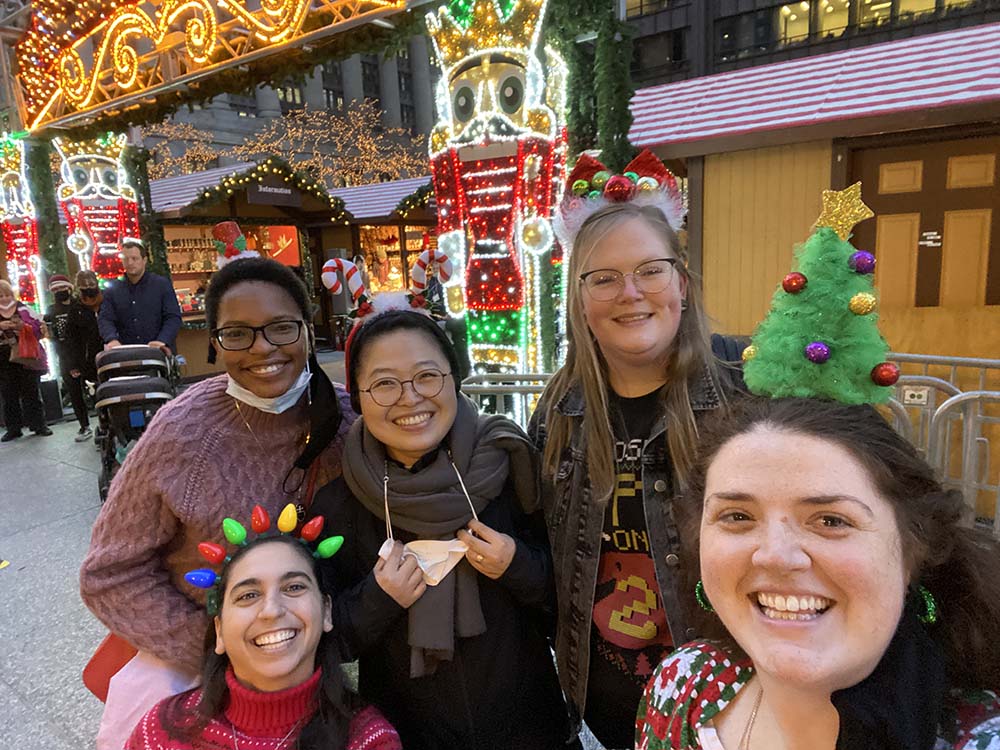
[849,292,877,316]
[636,176,659,193]
[741,344,757,363]
[815,182,874,241]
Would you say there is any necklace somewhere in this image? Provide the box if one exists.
[230,718,300,749]
[235,399,313,511]
[235,400,265,451]
[738,687,764,750]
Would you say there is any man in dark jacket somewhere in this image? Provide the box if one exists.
[43,274,94,441]
[98,240,181,354]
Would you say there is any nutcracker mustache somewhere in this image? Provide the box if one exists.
[455,115,521,145]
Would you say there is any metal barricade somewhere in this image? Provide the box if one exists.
[462,373,552,429]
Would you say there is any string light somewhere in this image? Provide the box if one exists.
[0,134,42,305]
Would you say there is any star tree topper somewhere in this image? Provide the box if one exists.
[815,182,874,241]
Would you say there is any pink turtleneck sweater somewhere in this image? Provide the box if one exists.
[126,668,401,750]
[80,374,356,675]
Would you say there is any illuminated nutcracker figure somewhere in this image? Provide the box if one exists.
[54,133,140,281]
[426,0,566,373]
[0,135,42,306]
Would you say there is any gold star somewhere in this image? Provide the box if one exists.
[815,182,874,240]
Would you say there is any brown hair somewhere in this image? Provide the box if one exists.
[75,270,99,287]
[540,202,719,498]
[678,396,1000,689]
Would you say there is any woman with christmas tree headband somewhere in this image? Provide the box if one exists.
[528,150,746,749]
[127,504,401,749]
[81,242,356,750]
[635,186,1000,750]
[309,303,573,749]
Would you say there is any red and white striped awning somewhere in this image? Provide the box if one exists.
[150,162,256,214]
[630,22,1000,153]
[329,176,432,221]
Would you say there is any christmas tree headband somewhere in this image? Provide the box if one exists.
[553,149,684,250]
[185,503,344,616]
[742,183,900,404]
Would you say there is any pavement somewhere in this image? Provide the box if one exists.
[0,350,606,750]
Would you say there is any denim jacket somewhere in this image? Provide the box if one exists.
[527,335,746,736]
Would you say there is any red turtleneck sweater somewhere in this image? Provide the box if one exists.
[126,668,400,750]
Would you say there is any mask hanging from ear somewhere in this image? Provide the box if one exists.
[226,367,312,414]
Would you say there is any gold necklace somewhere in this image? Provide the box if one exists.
[231,718,300,749]
[234,400,265,451]
[739,687,763,750]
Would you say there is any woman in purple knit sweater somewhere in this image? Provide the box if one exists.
[80,258,355,750]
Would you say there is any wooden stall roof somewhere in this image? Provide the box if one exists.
[329,176,432,221]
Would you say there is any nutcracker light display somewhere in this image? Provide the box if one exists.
[426,0,567,373]
[0,135,42,306]
[53,132,140,281]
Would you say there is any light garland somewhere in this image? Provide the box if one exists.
[0,134,42,306]
[426,0,567,374]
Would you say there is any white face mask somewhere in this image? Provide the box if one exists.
[378,457,478,587]
[225,366,312,415]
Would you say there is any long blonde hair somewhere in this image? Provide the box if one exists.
[541,203,719,499]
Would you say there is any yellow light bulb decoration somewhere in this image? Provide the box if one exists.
[277,504,298,533]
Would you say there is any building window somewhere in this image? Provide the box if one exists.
[401,103,417,132]
[818,0,851,37]
[625,0,671,18]
[230,93,257,118]
[632,29,688,77]
[324,88,344,110]
[276,84,303,112]
[361,54,381,102]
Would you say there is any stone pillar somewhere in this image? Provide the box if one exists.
[255,84,282,120]
[379,54,402,128]
[304,66,325,109]
[207,93,230,111]
[342,54,365,105]
[409,35,436,135]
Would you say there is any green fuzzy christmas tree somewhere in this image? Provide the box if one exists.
[743,183,899,405]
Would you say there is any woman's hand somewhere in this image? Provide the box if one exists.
[374,540,427,608]
[458,520,516,580]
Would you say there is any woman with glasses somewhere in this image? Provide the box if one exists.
[309,308,573,750]
[528,197,746,749]
[81,257,355,750]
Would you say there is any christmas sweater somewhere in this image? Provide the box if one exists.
[636,642,1000,750]
[127,668,401,750]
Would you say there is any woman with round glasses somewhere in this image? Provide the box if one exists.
[529,201,746,749]
[309,308,573,749]
[81,257,355,750]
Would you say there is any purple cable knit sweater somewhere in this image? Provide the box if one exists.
[80,374,356,675]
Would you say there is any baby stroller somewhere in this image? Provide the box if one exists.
[94,345,178,502]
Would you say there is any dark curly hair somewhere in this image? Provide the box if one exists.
[205,257,313,331]
[160,536,356,749]
[678,396,1000,690]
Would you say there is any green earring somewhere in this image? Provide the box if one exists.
[917,585,937,625]
[695,580,714,613]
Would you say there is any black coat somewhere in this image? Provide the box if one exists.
[311,474,574,750]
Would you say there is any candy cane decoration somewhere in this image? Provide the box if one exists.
[322,258,365,302]
[409,247,454,295]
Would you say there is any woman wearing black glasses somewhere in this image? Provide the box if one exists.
[309,308,573,750]
[81,257,355,750]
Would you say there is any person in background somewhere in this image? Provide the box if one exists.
[0,279,52,441]
[99,240,182,354]
[43,274,93,441]
[74,270,105,385]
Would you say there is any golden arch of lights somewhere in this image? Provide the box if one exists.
[15,0,405,132]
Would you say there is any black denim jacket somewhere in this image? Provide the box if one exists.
[527,334,746,736]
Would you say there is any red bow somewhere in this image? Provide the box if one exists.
[563,149,678,197]
[356,300,374,317]
[409,294,428,309]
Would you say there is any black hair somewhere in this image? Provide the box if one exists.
[346,309,461,414]
[121,240,149,260]
[161,535,356,749]
[205,257,313,331]
[679,396,1000,691]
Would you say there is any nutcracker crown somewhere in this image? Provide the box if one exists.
[427,0,548,74]
[52,132,128,162]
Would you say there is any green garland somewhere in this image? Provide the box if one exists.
[59,13,426,140]
[122,144,170,278]
[24,138,68,277]
[594,13,635,171]
[395,181,434,218]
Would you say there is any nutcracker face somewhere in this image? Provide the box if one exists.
[59,153,127,202]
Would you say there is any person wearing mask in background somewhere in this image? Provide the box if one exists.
[99,240,182,354]
[75,270,105,386]
[0,279,52,441]
[43,274,93,441]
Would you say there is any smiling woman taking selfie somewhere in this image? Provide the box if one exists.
[81,256,355,750]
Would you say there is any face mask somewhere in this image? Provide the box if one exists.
[54,290,71,303]
[378,458,478,587]
[80,288,99,299]
[0,300,16,316]
[225,365,312,415]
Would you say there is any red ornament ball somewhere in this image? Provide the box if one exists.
[871,362,900,387]
[603,175,636,202]
[782,272,808,294]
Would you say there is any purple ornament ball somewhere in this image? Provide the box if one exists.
[805,341,831,364]
[849,251,876,275]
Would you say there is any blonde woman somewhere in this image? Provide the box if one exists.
[528,154,745,749]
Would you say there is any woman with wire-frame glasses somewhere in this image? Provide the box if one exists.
[308,307,576,750]
[81,256,355,750]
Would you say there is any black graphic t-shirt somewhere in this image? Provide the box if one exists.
[584,386,674,749]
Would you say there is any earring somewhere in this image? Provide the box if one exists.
[695,580,714,613]
[680,300,689,312]
[917,585,937,625]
